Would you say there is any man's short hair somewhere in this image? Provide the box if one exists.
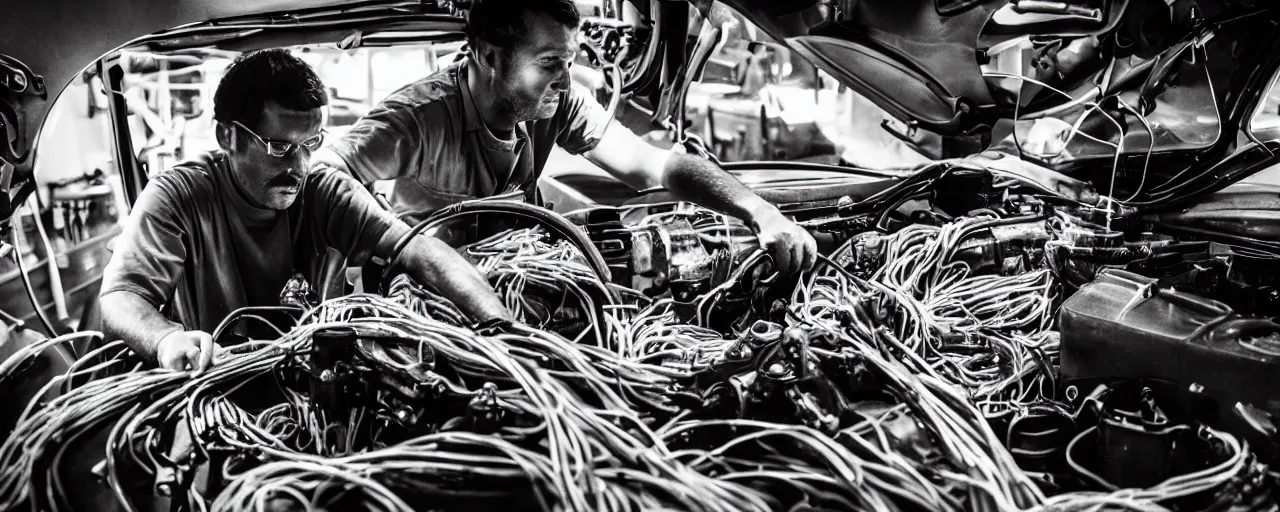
[465,0,582,50]
[213,49,328,130]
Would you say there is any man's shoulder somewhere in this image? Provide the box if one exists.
[302,164,359,193]
[378,64,464,114]
[145,152,224,203]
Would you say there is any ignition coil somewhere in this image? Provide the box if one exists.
[310,327,358,423]
[309,326,375,452]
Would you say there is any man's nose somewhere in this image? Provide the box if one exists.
[290,150,312,175]
[553,61,573,90]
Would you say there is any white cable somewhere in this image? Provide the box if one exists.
[25,194,68,322]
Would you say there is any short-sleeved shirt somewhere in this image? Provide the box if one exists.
[324,59,611,224]
[99,150,409,335]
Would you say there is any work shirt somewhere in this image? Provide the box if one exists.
[325,60,611,223]
[100,150,408,336]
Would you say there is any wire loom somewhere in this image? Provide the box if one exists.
[0,214,1261,512]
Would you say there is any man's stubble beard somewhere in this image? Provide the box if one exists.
[491,71,545,124]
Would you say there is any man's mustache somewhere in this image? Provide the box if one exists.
[269,172,303,187]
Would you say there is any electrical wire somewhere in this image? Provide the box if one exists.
[0,204,1260,511]
[9,227,59,337]
[386,199,615,295]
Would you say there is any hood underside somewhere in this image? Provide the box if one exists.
[702,0,1270,133]
[670,0,1280,209]
[0,0,461,197]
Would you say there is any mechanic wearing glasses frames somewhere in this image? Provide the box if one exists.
[312,0,818,275]
[99,49,513,372]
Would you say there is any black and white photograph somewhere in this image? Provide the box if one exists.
[0,0,1277,510]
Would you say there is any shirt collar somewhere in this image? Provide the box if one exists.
[456,62,484,134]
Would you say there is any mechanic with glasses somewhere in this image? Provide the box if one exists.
[312,0,818,275]
[99,49,513,372]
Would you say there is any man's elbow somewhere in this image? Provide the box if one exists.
[657,151,707,190]
[98,291,129,341]
[98,290,162,347]
[620,149,676,192]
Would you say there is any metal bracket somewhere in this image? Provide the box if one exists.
[0,53,47,98]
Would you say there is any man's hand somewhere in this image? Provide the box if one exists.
[156,330,216,372]
[578,116,818,274]
[754,210,817,274]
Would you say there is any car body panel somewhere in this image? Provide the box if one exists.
[1145,183,1280,241]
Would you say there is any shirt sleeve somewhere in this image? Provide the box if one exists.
[305,166,411,264]
[99,175,189,307]
[324,100,426,184]
[554,82,612,155]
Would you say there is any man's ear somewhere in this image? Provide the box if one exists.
[474,41,500,75]
[215,123,235,152]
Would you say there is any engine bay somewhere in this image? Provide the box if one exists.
[2,160,1277,511]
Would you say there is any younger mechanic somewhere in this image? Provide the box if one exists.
[100,49,512,372]
[313,0,819,274]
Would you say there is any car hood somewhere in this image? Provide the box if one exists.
[0,0,462,199]
[675,0,1280,210]
[699,1,1262,133]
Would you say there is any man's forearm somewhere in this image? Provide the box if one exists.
[101,290,184,361]
[661,153,781,226]
[655,151,818,274]
[396,235,513,323]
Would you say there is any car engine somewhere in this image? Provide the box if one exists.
[1,162,1278,511]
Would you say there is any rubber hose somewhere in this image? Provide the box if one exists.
[11,226,59,337]
[388,199,615,296]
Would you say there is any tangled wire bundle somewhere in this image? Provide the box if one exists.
[0,218,1258,511]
